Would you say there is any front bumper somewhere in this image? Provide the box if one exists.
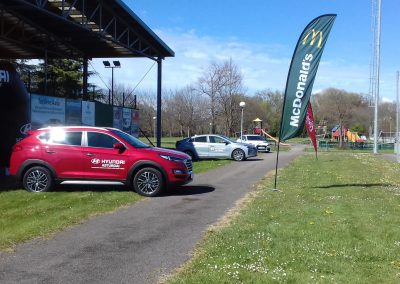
[256,144,271,152]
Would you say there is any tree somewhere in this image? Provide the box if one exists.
[216,59,244,136]
[313,88,371,146]
[197,61,226,134]
[37,59,83,98]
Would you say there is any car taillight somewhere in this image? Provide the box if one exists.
[12,145,23,152]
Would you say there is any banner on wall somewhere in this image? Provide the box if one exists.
[122,108,132,133]
[82,101,95,126]
[113,107,123,129]
[65,99,82,125]
[131,109,140,137]
[31,94,65,129]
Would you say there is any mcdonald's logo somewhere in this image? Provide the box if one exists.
[302,29,323,48]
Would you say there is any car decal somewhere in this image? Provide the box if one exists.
[91,158,126,169]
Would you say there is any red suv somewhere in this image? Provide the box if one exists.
[9,126,193,197]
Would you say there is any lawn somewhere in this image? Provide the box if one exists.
[167,152,400,283]
[0,157,229,252]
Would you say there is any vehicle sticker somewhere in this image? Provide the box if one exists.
[91,158,126,170]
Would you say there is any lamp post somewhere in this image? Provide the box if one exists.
[239,101,246,140]
[153,116,156,144]
[103,60,121,106]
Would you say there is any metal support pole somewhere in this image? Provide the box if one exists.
[373,0,382,154]
[111,67,114,106]
[83,58,88,100]
[156,57,162,147]
[240,108,244,139]
[44,50,48,95]
[396,71,399,159]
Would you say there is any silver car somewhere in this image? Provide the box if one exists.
[237,135,271,152]
[190,134,257,161]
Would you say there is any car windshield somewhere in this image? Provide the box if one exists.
[111,129,150,148]
[247,136,266,141]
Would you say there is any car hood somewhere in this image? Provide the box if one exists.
[236,142,257,149]
[249,141,269,146]
[145,147,191,159]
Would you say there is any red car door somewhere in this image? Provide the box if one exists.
[82,131,130,180]
[40,130,84,178]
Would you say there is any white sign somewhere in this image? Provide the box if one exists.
[31,94,65,129]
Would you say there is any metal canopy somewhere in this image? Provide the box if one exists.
[0,0,175,60]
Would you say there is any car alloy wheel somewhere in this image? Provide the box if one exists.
[23,166,53,192]
[133,167,163,197]
[232,149,245,161]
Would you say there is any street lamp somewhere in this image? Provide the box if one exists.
[103,60,121,106]
[239,101,246,140]
[153,116,156,144]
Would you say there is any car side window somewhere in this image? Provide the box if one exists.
[62,132,83,146]
[38,131,82,146]
[210,136,225,144]
[193,136,207,143]
[87,132,119,149]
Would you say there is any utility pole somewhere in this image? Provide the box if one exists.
[396,71,399,159]
[373,0,382,154]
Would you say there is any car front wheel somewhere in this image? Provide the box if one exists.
[133,167,163,197]
[23,166,53,192]
[232,149,245,161]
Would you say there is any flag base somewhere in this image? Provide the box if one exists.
[272,188,282,192]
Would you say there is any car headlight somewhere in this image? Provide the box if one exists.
[159,154,183,162]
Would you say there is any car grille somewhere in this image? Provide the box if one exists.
[184,159,193,172]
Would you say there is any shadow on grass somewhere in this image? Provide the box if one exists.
[313,183,394,189]
[55,184,130,192]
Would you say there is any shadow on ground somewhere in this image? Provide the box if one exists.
[313,183,395,189]
[162,185,215,196]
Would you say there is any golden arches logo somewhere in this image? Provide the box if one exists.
[302,29,323,48]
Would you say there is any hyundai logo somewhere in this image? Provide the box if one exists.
[20,123,31,136]
[91,158,100,164]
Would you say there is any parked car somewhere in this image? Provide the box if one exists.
[237,135,271,152]
[176,134,257,161]
[9,126,193,197]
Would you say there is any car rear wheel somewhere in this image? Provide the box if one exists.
[23,166,53,193]
[232,149,245,161]
[133,167,163,197]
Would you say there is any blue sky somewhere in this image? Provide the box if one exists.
[91,0,400,101]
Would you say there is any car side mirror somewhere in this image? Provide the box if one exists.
[225,141,230,145]
[113,142,125,151]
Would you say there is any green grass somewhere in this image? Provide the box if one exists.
[0,188,142,251]
[193,159,232,174]
[0,153,230,252]
[167,152,400,283]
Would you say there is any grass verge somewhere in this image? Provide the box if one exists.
[167,152,400,283]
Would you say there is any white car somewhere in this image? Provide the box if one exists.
[237,135,271,152]
[176,134,258,161]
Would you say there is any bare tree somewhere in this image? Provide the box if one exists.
[197,62,226,133]
[217,59,244,136]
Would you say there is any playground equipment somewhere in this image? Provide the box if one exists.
[261,129,290,146]
[347,130,361,142]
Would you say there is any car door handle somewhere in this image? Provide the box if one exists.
[86,153,96,157]
[45,150,56,154]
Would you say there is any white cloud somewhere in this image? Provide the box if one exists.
[90,28,390,100]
